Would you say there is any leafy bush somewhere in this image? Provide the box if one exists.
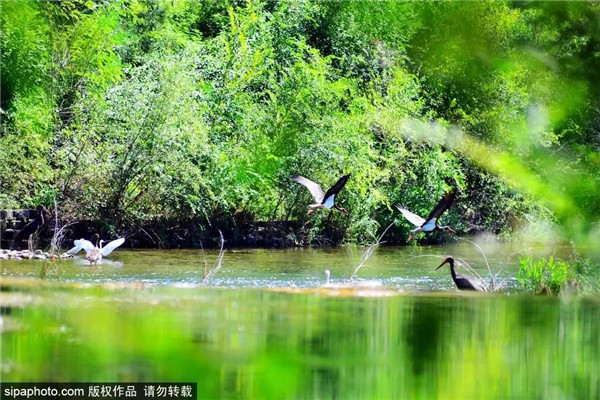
[2,1,600,249]
[568,245,600,296]
[517,256,569,295]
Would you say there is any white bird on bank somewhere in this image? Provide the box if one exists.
[67,233,125,265]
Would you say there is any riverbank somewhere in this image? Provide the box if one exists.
[2,217,327,250]
[0,249,73,260]
[1,215,463,251]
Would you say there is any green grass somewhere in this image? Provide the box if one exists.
[517,256,569,295]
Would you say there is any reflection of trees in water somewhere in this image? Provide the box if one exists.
[3,284,600,398]
[405,300,445,377]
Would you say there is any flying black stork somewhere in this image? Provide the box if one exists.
[396,191,457,241]
[293,174,351,215]
[436,256,484,291]
[67,233,125,265]
[12,205,50,249]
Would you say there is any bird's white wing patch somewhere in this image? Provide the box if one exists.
[66,243,83,255]
[395,205,426,227]
[67,239,94,254]
[292,176,325,203]
[101,238,125,256]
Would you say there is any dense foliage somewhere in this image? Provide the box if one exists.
[517,256,569,295]
[2,1,600,246]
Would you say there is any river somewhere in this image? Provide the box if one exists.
[1,242,598,398]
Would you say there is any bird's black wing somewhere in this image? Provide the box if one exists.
[13,219,43,244]
[322,174,351,202]
[12,207,47,247]
[455,275,484,291]
[425,191,456,221]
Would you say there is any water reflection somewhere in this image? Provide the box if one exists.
[1,243,597,398]
[1,288,599,399]
[70,257,124,268]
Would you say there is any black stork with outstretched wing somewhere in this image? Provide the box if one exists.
[293,174,351,215]
[11,205,49,249]
[396,191,456,241]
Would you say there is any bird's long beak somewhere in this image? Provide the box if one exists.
[307,209,315,215]
[448,227,457,234]
[435,259,449,271]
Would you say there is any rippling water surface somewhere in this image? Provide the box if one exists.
[1,243,598,399]
[1,242,531,289]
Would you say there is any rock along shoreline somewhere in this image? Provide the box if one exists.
[0,249,74,261]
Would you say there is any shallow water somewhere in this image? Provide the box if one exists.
[1,243,599,399]
[1,242,532,289]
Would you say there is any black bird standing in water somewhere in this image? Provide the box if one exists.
[436,256,484,291]
[12,205,49,249]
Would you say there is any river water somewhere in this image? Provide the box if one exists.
[1,242,599,398]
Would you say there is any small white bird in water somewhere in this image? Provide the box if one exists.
[67,234,125,266]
